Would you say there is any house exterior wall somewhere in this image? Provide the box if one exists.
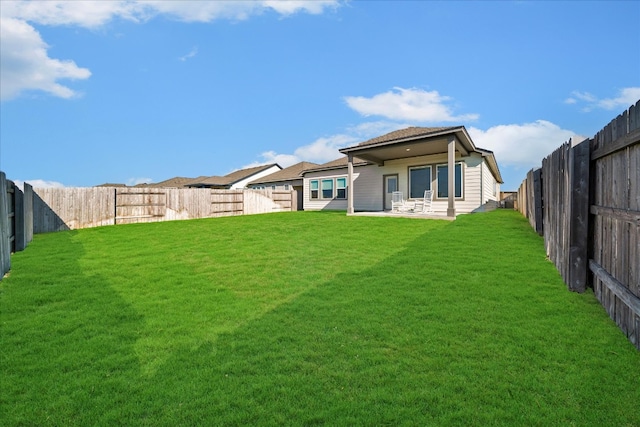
[481,160,500,203]
[303,170,352,210]
[303,153,499,213]
[230,165,282,189]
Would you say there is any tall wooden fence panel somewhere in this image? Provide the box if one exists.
[33,187,115,232]
[0,176,34,280]
[516,100,640,349]
[1,172,10,278]
[32,187,295,232]
[590,102,640,349]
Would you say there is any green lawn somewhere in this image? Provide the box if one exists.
[1,210,638,426]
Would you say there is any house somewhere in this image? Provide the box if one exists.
[302,126,503,217]
[248,161,319,210]
[185,164,282,189]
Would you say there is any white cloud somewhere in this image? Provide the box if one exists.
[344,87,479,123]
[565,87,640,112]
[245,120,407,169]
[0,17,91,100]
[243,151,301,169]
[0,1,143,28]
[127,177,153,186]
[0,0,341,101]
[468,120,575,168]
[263,1,340,16]
[179,46,198,62]
[597,87,640,110]
[13,179,67,190]
[1,1,341,27]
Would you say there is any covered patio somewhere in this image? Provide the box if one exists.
[339,127,482,218]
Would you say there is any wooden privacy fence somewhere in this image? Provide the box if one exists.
[517,100,640,349]
[1,183,294,279]
[33,187,296,232]
[1,173,34,278]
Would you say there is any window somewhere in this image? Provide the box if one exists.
[336,177,347,199]
[409,166,431,199]
[436,163,463,198]
[310,180,319,199]
[271,185,276,190]
[284,184,290,190]
[321,179,334,199]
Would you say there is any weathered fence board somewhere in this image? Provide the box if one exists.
[31,187,295,232]
[517,100,639,349]
[116,189,167,224]
[590,102,640,349]
[0,172,10,278]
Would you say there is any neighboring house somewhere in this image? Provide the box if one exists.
[145,177,196,188]
[248,161,319,210]
[185,164,282,189]
[302,126,503,217]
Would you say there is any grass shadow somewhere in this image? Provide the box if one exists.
[133,211,640,425]
[3,211,639,425]
[1,230,145,425]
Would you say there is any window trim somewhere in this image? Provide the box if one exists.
[436,162,464,199]
[321,179,334,199]
[309,176,349,201]
[336,177,347,199]
[310,180,319,200]
[408,165,432,199]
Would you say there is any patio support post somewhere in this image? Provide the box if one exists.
[447,135,456,217]
[347,154,354,214]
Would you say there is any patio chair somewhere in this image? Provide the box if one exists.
[391,191,405,212]
[413,190,434,214]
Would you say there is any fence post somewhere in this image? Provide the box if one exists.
[0,172,10,278]
[532,168,543,235]
[23,183,33,246]
[567,138,590,292]
[14,183,26,252]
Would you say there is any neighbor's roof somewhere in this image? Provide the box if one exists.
[188,164,281,187]
[249,161,319,185]
[95,183,127,187]
[147,176,195,188]
[301,156,369,174]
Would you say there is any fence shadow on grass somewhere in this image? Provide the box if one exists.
[139,211,640,426]
[1,230,144,425]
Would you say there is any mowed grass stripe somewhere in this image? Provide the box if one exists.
[1,210,638,426]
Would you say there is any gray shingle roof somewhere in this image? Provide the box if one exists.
[356,126,458,147]
[301,156,369,174]
[188,164,280,187]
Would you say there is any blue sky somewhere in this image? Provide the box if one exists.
[1,1,639,191]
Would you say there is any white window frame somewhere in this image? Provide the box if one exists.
[408,165,432,199]
[336,177,347,199]
[436,162,463,199]
[310,180,319,200]
[321,179,334,199]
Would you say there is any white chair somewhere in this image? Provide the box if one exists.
[424,189,434,213]
[391,191,405,212]
[413,190,434,214]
